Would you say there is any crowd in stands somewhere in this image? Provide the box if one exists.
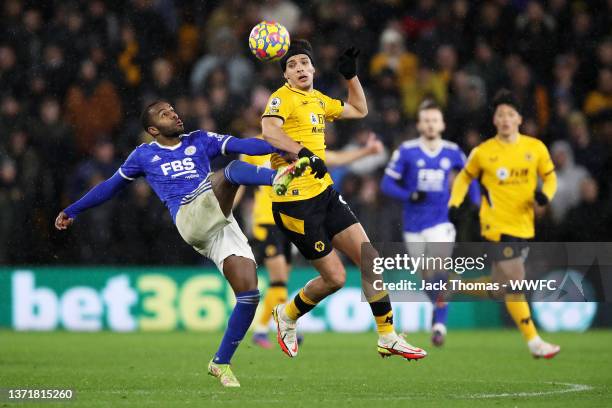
[1,0,611,265]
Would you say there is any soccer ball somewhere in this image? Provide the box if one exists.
[248,21,290,62]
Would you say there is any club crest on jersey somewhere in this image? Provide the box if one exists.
[439,157,451,170]
[184,146,197,156]
[496,167,509,180]
[525,153,533,161]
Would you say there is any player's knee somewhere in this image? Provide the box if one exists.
[325,272,346,292]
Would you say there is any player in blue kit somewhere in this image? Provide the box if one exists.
[55,100,309,387]
[380,100,479,346]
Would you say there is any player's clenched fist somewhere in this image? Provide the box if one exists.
[55,211,74,230]
[298,147,327,179]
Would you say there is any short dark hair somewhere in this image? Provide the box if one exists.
[279,39,314,71]
[418,99,442,114]
[140,100,168,132]
[492,89,521,114]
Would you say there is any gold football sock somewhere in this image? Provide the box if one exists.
[259,282,288,328]
[284,288,317,321]
[505,293,538,341]
[368,291,395,335]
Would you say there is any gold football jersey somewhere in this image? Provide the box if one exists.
[262,83,344,202]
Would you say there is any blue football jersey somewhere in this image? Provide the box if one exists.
[385,139,467,232]
[119,130,232,221]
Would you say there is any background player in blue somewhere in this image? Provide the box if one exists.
[54,100,309,387]
[380,100,479,347]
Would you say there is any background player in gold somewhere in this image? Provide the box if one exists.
[449,90,560,359]
[261,39,426,360]
[242,134,385,348]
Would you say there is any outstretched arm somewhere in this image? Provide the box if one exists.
[326,133,382,166]
[224,136,279,156]
[380,174,411,201]
[55,172,130,230]
[338,48,368,119]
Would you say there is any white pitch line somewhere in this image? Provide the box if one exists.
[469,382,593,399]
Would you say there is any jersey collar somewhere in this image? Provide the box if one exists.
[150,133,186,150]
[418,138,443,158]
[150,140,183,150]
[495,133,522,145]
[284,83,314,96]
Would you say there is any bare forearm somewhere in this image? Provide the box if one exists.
[346,77,368,117]
[326,147,371,167]
[262,122,303,154]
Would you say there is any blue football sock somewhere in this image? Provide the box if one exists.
[433,302,448,326]
[224,160,275,186]
[213,289,260,364]
[424,273,449,326]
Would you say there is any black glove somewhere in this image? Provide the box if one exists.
[448,206,461,226]
[338,47,360,80]
[409,191,426,203]
[298,147,327,179]
[534,191,549,206]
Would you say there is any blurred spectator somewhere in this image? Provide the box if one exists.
[143,58,184,102]
[445,71,488,142]
[401,63,448,118]
[0,45,23,97]
[567,112,607,181]
[29,97,76,205]
[558,177,610,241]
[549,140,589,223]
[260,0,300,33]
[190,27,254,95]
[514,0,556,79]
[343,129,389,176]
[464,38,504,98]
[0,95,27,141]
[583,67,612,117]
[68,139,119,201]
[127,0,170,64]
[65,60,122,156]
[508,62,549,130]
[370,27,419,89]
[0,158,22,263]
[41,44,73,100]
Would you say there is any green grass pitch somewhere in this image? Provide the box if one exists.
[2,330,611,407]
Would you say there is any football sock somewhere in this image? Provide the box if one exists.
[424,273,448,325]
[284,289,317,321]
[257,282,288,330]
[224,160,275,186]
[367,291,395,335]
[433,300,449,326]
[505,293,538,341]
[213,289,260,364]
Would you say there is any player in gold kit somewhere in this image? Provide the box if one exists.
[242,135,384,348]
[261,39,426,360]
[449,90,560,359]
